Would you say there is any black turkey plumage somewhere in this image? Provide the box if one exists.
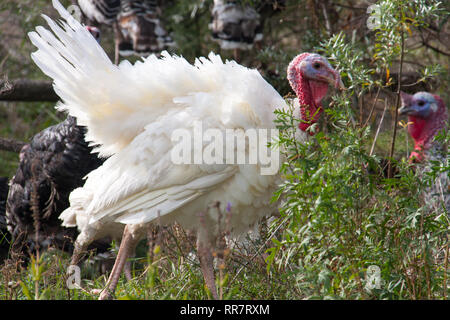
[117,0,174,57]
[0,177,10,261]
[78,0,121,25]
[6,116,105,254]
[77,0,174,63]
[210,0,263,50]
[0,177,8,226]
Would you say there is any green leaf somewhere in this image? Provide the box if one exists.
[19,281,33,300]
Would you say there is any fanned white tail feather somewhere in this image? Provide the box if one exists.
[30,0,267,157]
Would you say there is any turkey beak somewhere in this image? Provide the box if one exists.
[333,69,345,91]
[398,105,408,115]
[324,69,346,91]
[336,76,345,91]
[399,103,422,116]
[399,92,413,115]
[399,105,414,116]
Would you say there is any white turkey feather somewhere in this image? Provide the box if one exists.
[29,0,285,158]
[60,106,279,235]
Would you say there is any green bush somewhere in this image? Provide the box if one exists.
[267,0,449,299]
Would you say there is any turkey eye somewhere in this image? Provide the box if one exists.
[313,63,321,69]
[418,101,425,106]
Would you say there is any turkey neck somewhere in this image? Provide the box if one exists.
[408,114,447,160]
[293,73,323,135]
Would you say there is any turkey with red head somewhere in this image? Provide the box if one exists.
[399,91,449,214]
[28,0,344,299]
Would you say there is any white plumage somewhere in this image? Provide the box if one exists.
[29,0,342,299]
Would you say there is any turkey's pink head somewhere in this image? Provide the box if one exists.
[86,26,101,43]
[287,53,344,135]
[399,91,448,162]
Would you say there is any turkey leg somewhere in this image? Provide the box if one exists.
[197,234,219,300]
[99,225,140,300]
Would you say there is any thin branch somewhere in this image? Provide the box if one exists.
[0,137,26,153]
[320,1,332,36]
[370,98,388,156]
[363,86,381,128]
[444,243,448,300]
[421,40,450,57]
[333,3,367,10]
[387,28,405,178]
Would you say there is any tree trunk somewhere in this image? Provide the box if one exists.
[0,137,26,153]
[0,79,58,102]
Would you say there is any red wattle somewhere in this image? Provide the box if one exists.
[296,76,326,135]
[298,105,323,135]
[409,149,424,162]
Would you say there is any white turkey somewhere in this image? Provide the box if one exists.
[28,0,344,299]
[398,91,449,214]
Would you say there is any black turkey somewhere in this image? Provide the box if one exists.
[78,0,121,25]
[6,116,107,255]
[210,0,263,50]
[77,0,173,63]
[117,0,174,57]
[0,177,10,261]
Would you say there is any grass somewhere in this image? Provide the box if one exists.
[373,129,411,160]
[0,222,294,300]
